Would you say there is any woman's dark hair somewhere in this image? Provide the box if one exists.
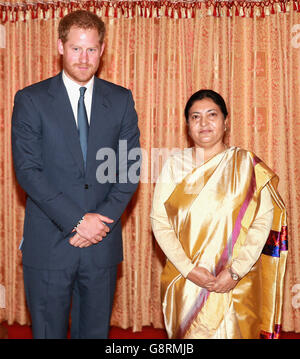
[184,89,228,122]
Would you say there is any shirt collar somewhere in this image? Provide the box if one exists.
[62,70,94,97]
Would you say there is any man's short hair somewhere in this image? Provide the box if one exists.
[58,10,106,44]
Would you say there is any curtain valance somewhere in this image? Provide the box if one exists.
[1,1,299,23]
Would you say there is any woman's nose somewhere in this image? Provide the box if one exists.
[199,115,208,126]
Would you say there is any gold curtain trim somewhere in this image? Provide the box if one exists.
[1,1,299,23]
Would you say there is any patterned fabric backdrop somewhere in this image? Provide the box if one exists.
[0,1,300,332]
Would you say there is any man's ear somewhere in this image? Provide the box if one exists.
[99,42,105,57]
[57,39,64,55]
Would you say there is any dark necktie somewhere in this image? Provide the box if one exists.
[77,87,89,167]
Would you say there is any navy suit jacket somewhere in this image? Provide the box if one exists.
[12,72,140,270]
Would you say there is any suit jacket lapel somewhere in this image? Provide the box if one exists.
[86,77,110,177]
[48,73,85,176]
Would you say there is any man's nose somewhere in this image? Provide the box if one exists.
[79,50,88,63]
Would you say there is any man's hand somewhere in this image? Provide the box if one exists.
[211,269,238,293]
[69,232,94,248]
[187,266,216,291]
[69,213,114,247]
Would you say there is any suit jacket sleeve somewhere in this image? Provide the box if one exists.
[95,89,141,230]
[12,89,86,237]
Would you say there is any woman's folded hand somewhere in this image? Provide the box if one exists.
[187,266,216,291]
[211,269,238,293]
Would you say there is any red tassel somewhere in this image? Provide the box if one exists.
[293,1,298,11]
[120,5,125,17]
[165,5,168,17]
[156,6,160,18]
[14,8,18,23]
[250,5,254,18]
[43,5,47,19]
[283,3,286,13]
[178,7,181,19]
[271,4,275,14]
[3,9,8,23]
[242,6,245,18]
[213,4,217,17]
[235,5,239,17]
[261,6,265,18]
[9,7,13,22]
[105,4,109,17]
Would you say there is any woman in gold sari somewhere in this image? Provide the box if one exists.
[151,90,287,339]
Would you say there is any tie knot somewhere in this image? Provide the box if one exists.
[79,87,87,98]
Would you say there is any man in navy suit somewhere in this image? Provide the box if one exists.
[11,10,140,339]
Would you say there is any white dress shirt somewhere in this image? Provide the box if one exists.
[62,70,94,125]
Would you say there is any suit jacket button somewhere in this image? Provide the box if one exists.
[84,184,89,189]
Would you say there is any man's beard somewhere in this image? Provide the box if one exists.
[64,62,97,84]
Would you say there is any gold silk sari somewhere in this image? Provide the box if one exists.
[161,147,288,339]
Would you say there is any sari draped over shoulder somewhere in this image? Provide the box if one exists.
[161,147,287,339]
